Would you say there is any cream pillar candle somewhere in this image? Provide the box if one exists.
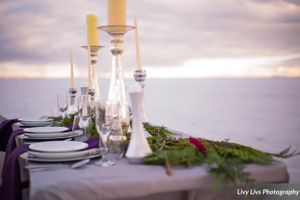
[108,0,126,26]
[70,51,75,88]
[134,18,142,70]
[86,14,99,46]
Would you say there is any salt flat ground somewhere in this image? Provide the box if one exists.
[0,78,299,182]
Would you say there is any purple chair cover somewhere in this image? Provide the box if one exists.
[0,119,19,151]
[0,138,99,200]
[0,144,29,200]
[2,129,24,179]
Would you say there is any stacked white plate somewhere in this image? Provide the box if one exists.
[24,127,82,140]
[19,118,53,127]
[28,141,101,162]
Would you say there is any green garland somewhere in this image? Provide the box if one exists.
[143,123,299,187]
[54,116,299,186]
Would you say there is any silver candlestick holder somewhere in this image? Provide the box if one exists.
[98,25,135,129]
[134,69,147,122]
[81,45,104,102]
[67,88,78,117]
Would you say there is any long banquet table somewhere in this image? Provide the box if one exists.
[0,115,290,200]
[20,154,289,200]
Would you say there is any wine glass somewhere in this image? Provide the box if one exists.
[95,100,125,167]
[57,92,68,119]
[76,95,92,140]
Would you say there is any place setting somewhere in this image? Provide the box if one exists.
[25,141,101,163]
[17,117,54,127]
[22,126,82,141]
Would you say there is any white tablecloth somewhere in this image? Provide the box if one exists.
[26,157,288,200]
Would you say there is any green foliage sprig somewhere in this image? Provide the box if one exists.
[143,123,299,187]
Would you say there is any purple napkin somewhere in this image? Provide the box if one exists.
[84,138,99,149]
[0,144,29,200]
[5,129,24,159]
[0,138,99,200]
[0,119,19,151]
[2,129,24,179]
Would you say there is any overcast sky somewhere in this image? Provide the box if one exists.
[0,0,300,78]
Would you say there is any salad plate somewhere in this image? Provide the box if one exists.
[29,141,88,153]
[24,127,68,133]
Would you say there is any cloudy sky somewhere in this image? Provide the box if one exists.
[0,0,300,78]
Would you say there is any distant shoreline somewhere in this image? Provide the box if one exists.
[1,77,300,81]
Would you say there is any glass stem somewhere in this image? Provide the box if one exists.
[89,47,100,102]
[108,34,129,124]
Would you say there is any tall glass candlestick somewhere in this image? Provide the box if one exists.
[98,25,135,129]
[81,45,104,102]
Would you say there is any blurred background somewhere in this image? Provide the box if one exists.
[0,0,299,182]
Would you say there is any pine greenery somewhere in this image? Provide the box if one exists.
[143,123,299,186]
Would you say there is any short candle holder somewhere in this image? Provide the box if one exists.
[81,45,104,102]
[133,69,147,122]
[67,88,78,117]
[98,25,135,126]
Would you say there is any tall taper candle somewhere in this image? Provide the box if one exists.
[134,18,142,70]
[87,46,92,88]
[70,50,75,88]
[108,0,126,26]
[86,14,99,46]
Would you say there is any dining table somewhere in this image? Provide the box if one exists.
[0,115,290,200]
[20,156,288,200]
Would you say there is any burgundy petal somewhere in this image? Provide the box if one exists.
[189,137,207,153]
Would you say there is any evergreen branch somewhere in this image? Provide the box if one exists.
[143,123,300,187]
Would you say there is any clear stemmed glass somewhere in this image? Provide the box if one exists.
[95,100,125,167]
[57,92,68,119]
[76,95,92,140]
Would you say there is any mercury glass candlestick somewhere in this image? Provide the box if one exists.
[98,25,135,128]
[81,45,104,102]
[133,69,147,122]
[66,88,78,117]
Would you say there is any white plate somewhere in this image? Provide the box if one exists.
[24,127,68,133]
[27,153,101,162]
[19,118,52,123]
[20,121,53,126]
[28,148,101,159]
[24,131,83,140]
[19,118,52,126]
[29,141,88,152]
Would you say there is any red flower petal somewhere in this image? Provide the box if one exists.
[189,137,207,153]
